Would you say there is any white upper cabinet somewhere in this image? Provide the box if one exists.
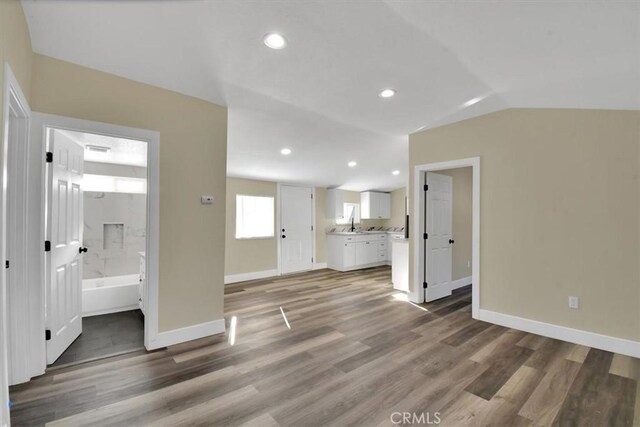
[360,191,391,219]
[326,188,345,219]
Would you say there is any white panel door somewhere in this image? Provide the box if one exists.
[425,172,453,302]
[280,185,313,274]
[46,130,84,364]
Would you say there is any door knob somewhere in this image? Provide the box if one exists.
[449,239,454,244]
[79,247,88,253]
[282,235,286,239]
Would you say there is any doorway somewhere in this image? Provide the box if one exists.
[413,157,480,318]
[1,110,160,388]
[46,128,148,366]
[278,185,314,275]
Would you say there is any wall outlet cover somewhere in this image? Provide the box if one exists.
[201,195,214,205]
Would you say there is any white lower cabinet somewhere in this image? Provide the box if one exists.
[343,242,356,268]
[327,233,391,271]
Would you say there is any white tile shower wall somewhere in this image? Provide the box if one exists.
[83,162,147,280]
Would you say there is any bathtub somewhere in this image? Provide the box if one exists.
[82,274,141,317]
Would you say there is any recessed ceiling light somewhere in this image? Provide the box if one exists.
[392,170,400,175]
[378,89,396,98]
[264,33,287,50]
[280,148,292,155]
[463,96,483,107]
[348,161,357,167]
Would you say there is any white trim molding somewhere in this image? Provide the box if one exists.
[413,156,480,319]
[225,269,279,285]
[153,319,226,349]
[451,276,472,291]
[478,309,640,358]
[313,262,328,270]
[30,113,161,359]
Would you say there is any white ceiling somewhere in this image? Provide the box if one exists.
[22,1,640,191]
[59,129,148,167]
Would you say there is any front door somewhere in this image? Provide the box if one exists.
[46,129,85,364]
[280,185,313,274]
[425,172,453,302]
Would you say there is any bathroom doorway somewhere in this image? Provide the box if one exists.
[47,128,149,366]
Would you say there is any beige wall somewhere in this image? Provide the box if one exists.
[225,178,328,274]
[315,187,328,263]
[437,168,472,281]
[0,0,32,106]
[31,54,228,332]
[383,187,407,229]
[225,177,278,275]
[410,108,640,341]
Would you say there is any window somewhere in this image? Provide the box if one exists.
[235,195,275,239]
[336,203,360,225]
[83,174,147,194]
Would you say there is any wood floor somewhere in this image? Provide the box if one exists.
[9,267,640,426]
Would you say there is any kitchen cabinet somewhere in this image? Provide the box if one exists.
[360,191,391,219]
[327,233,391,271]
[392,239,409,292]
[326,188,345,219]
[343,242,356,268]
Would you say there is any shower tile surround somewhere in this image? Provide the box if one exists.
[83,162,147,280]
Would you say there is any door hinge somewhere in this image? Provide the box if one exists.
[423,184,429,191]
[311,257,314,263]
[423,233,428,240]
[45,330,51,341]
[46,152,53,163]
[423,282,428,289]
[311,225,314,231]
[44,241,51,252]
[311,193,313,199]
[4,260,8,269]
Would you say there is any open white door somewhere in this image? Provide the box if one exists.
[425,172,453,302]
[280,185,313,274]
[46,129,84,364]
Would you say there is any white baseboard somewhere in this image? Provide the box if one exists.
[451,276,472,291]
[83,305,139,317]
[477,309,640,358]
[225,269,279,284]
[153,318,225,349]
[313,263,328,270]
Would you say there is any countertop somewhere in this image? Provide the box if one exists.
[326,230,405,236]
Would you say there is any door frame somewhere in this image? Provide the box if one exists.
[30,113,161,370]
[412,157,480,318]
[1,62,33,424]
[276,183,316,275]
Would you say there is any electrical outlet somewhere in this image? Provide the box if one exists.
[201,195,214,205]
[568,296,579,309]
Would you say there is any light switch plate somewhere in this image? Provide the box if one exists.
[201,195,214,205]
[568,296,579,309]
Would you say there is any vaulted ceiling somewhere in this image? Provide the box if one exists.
[22,1,640,191]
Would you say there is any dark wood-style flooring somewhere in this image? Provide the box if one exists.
[52,310,145,367]
[9,267,640,426]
